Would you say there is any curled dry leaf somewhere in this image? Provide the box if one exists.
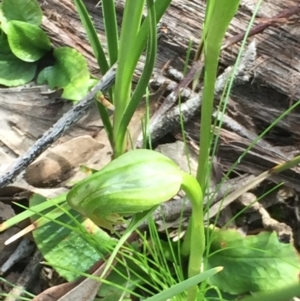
[24,136,104,187]
[32,257,116,301]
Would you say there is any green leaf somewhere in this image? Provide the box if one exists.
[72,0,109,73]
[37,47,91,102]
[1,0,42,33]
[206,228,300,294]
[241,283,300,301]
[101,0,118,66]
[113,0,145,146]
[31,194,116,281]
[0,35,36,85]
[0,53,36,86]
[0,31,11,55]
[114,0,158,156]
[7,21,52,62]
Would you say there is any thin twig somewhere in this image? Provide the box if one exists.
[132,174,255,232]
[0,64,117,188]
[222,5,300,49]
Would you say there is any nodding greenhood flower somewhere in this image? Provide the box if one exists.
[66,149,185,230]
[67,148,205,294]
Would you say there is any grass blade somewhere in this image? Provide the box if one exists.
[114,0,157,154]
[145,267,223,301]
[102,0,118,65]
[73,0,109,73]
[0,193,66,232]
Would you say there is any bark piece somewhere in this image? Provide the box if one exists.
[40,0,300,98]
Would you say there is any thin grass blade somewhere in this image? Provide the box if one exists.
[72,0,109,73]
[145,267,223,301]
[101,0,118,65]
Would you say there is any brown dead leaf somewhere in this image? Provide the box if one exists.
[31,280,80,301]
[24,136,104,187]
[0,150,15,175]
[32,257,116,301]
[66,130,113,185]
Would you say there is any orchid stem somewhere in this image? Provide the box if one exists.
[181,172,205,301]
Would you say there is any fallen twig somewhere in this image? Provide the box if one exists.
[222,5,300,49]
[129,174,256,232]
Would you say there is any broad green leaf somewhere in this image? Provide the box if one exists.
[1,0,42,33]
[37,47,91,102]
[206,228,300,294]
[31,194,116,281]
[0,54,36,86]
[7,21,51,62]
[241,283,300,301]
[0,31,11,55]
[0,33,36,86]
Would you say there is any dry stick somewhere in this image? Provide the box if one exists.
[222,4,300,50]
[0,64,117,189]
[145,40,257,143]
[151,174,255,223]
[124,174,256,233]
[238,192,293,242]
[5,250,44,301]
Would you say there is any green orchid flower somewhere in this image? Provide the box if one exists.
[66,149,204,299]
[67,149,183,230]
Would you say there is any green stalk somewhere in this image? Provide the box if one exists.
[196,0,240,194]
[127,0,172,74]
[181,173,204,301]
[95,100,114,146]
